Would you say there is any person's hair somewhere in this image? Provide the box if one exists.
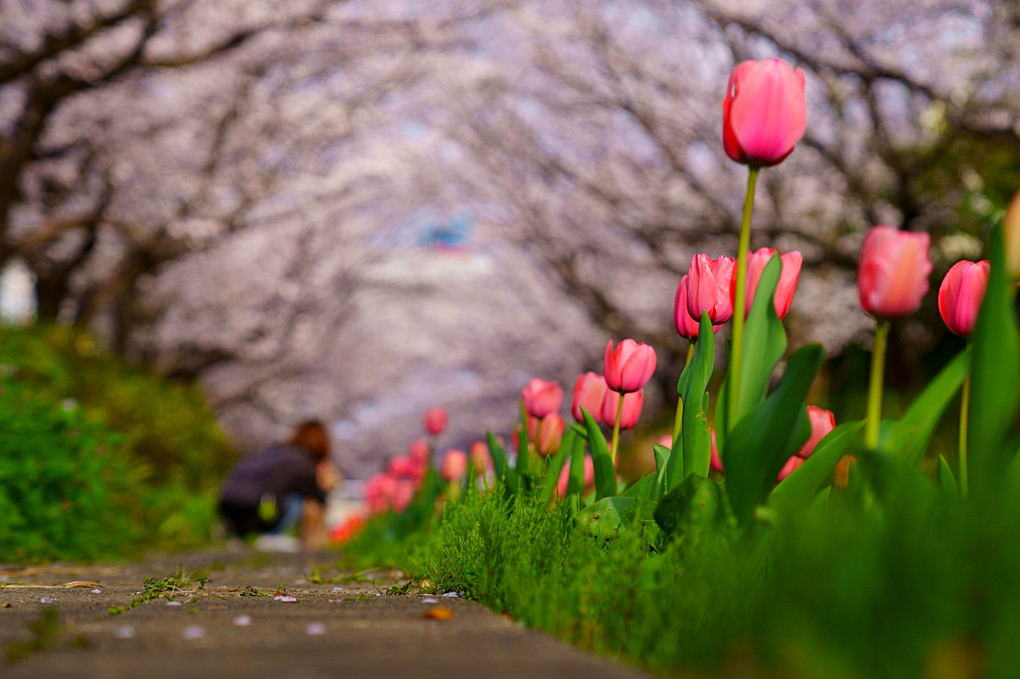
[288,419,331,462]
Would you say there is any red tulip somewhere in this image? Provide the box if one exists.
[722,58,807,167]
[684,254,735,327]
[440,449,468,481]
[857,226,932,318]
[710,428,723,473]
[601,389,644,430]
[424,408,448,436]
[777,455,804,482]
[938,260,990,337]
[521,378,564,419]
[604,339,656,394]
[571,372,608,423]
[798,406,836,459]
[734,248,803,319]
[535,414,565,457]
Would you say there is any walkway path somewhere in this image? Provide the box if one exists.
[0,549,650,679]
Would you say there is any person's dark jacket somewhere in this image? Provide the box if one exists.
[220,443,326,507]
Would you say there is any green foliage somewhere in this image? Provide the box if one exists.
[0,382,141,562]
[0,324,236,561]
[0,324,235,488]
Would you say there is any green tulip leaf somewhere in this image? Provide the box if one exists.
[576,496,657,539]
[653,472,723,537]
[669,312,715,486]
[565,423,588,499]
[581,407,617,501]
[937,455,959,497]
[724,343,825,525]
[486,431,519,496]
[717,255,788,442]
[968,225,1020,491]
[769,421,864,515]
[538,426,578,505]
[885,348,970,466]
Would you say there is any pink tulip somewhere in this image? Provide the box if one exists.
[408,439,429,464]
[857,226,932,318]
[440,449,468,481]
[710,428,723,473]
[535,414,565,457]
[601,389,644,430]
[734,248,803,320]
[572,372,608,423]
[521,378,564,419]
[798,406,836,459]
[556,455,595,497]
[391,478,416,512]
[777,455,804,482]
[938,260,990,337]
[673,276,701,339]
[684,254,736,327]
[424,408,448,436]
[657,433,673,448]
[604,339,657,394]
[722,58,807,167]
[469,440,493,474]
[387,455,415,478]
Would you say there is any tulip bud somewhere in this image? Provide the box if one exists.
[857,226,932,318]
[685,254,735,326]
[734,248,803,320]
[440,449,468,481]
[1004,190,1020,280]
[938,260,990,337]
[722,59,807,167]
[424,408,448,436]
[571,372,608,423]
[535,414,564,457]
[798,406,836,459]
[521,378,564,419]
[604,339,656,394]
[601,389,644,430]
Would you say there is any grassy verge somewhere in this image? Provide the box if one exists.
[346,478,1020,678]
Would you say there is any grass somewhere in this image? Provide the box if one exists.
[345,475,1020,678]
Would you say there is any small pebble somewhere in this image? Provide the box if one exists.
[40,596,54,604]
[166,601,182,607]
[182,626,206,640]
[305,622,326,636]
[91,589,102,594]
[422,598,439,604]
[114,626,135,639]
[331,586,343,591]
[232,615,252,627]
[274,595,298,603]
[441,592,460,599]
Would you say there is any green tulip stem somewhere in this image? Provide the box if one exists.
[686,342,695,367]
[729,166,760,426]
[865,320,890,449]
[611,394,624,466]
[959,374,970,498]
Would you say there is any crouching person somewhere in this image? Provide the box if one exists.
[219,419,340,552]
